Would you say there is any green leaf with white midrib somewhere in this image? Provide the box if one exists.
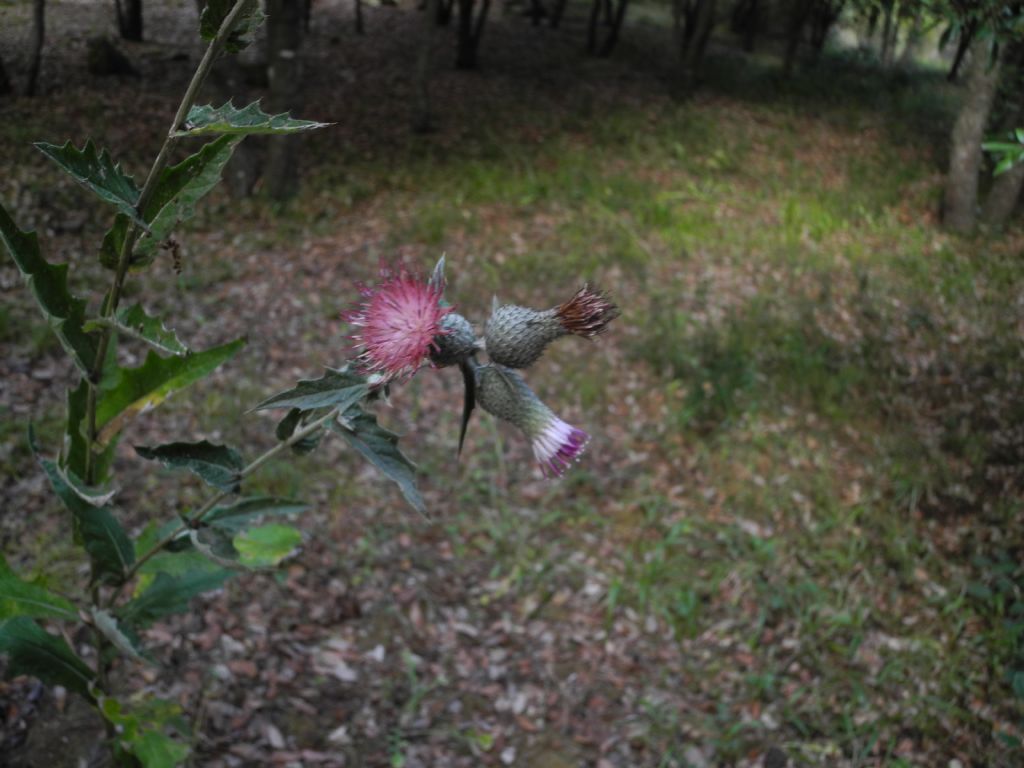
[135,440,244,493]
[95,338,245,447]
[35,141,144,226]
[0,617,96,700]
[91,609,148,663]
[253,368,369,413]
[0,203,98,374]
[0,560,78,621]
[203,496,309,532]
[119,569,232,628]
[134,135,240,261]
[33,430,134,584]
[84,304,189,356]
[176,101,330,137]
[329,407,425,513]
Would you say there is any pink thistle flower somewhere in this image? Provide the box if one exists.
[476,364,591,478]
[342,265,453,382]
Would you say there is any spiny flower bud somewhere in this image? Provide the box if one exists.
[484,285,619,369]
[477,364,590,477]
[429,312,477,368]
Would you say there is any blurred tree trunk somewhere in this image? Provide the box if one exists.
[808,0,844,62]
[947,28,974,81]
[455,0,490,68]
[898,9,922,68]
[981,163,1024,227]
[412,0,438,132]
[587,0,600,53]
[529,0,544,26]
[878,0,895,67]
[0,54,12,96]
[115,0,144,41]
[598,0,629,56]
[730,0,758,52]
[783,0,812,76]
[550,0,567,28]
[437,0,454,25]
[864,4,879,48]
[943,41,1002,234]
[265,0,305,200]
[674,0,715,94]
[355,0,364,34]
[26,0,45,97]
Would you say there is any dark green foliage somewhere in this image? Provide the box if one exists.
[253,368,369,413]
[118,569,232,628]
[35,141,143,225]
[203,496,309,532]
[0,618,96,700]
[330,407,425,513]
[135,441,244,493]
[177,101,330,136]
[0,203,97,374]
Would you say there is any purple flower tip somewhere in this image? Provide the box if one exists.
[532,416,590,478]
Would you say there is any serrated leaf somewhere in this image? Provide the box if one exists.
[429,253,446,292]
[200,0,264,52]
[330,408,425,513]
[233,524,302,568]
[189,527,241,567]
[0,617,96,700]
[0,203,98,374]
[134,136,240,261]
[91,609,147,663]
[65,381,119,483]
[95,338,245,447]
[275,408,326,455]
[58,464,118,506]
[176,101,330,137]
[135,441,243,493]
[99,213,130,270]
[253,368,368,413]
[0,570,78,621]
[204,496,309,532]
[34,434,134,584]
[85,304,189,356]
[130,729,190,768]
[119,569,232,628]
[35,141,143,226]
[134,549,226,597]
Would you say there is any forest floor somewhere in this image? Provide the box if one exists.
[2,1,1024,766]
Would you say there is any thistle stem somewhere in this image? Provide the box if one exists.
[110,407,339,599]
[83,0,252,484]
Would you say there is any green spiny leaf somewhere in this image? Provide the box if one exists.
[34,432,135,584]
[134,135,240,262]
[329,407,425,513]
[275,408,326,455]
[64,381,119,484]
[91,609,148,663]
[95,338,245,448]
[176,101,330,137]
[84,304,190,356]
[233,524,302,568]
[0,569,78,622]
[0,203,98,374]
[99,213,130,270]
[253,368,368,413]
[35,141,144,226]
[129,729,191,768]
[0,617,96,700]
[204,496,309,532]
[119,569,232,628]
[135,440,243,493]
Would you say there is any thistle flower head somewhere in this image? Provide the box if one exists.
[477,365,590,477]
[555,284,619,338]
[429,312,478,368]
[484,285,618,369]
[342,265,452,382]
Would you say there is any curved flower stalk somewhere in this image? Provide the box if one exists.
[342,265,453,383]
[476,364,590,477]
[484,284,619,369]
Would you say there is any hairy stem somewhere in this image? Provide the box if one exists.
[111,407,339,597]
[83,0,253,484]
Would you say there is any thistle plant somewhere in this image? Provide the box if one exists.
[0,3,616,764]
